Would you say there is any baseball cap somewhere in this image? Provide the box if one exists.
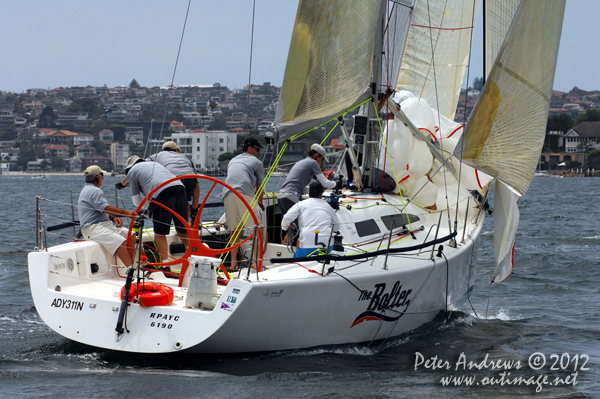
[308,181,325,198]
[84,165,108,182]
[125,155,143,175]
[243,137,263,150]
[162,141,178,151]
[310,143,329,163]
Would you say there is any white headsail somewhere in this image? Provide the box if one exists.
[457,0,566,282]
[458,0,565,197]
[397,0,481,120]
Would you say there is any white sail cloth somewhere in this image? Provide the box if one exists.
[492,181,520,282]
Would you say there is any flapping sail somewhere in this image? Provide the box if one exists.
[397,0,480,120]
[484,0,520,78]
[492,180,519,283]
[273,0,386,142]
[458,0,566,197]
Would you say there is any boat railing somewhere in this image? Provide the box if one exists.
[35,194,81,251]
[114,190,126,211]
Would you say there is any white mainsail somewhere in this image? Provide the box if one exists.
[397,0,481,120]
[273,0,386,142]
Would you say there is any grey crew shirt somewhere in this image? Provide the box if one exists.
[222,152,264,198]
[146,151,196,177]
[279,157,336,200]
[127,161,183,207]
[78,183,110,228]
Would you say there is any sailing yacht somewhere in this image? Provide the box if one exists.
[28,0,565,354]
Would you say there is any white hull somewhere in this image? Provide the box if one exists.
[28,194,484,354]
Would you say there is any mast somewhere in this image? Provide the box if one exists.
[482,0,486,85]
[361,0,387,190]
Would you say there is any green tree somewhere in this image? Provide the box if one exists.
[109,124,127,142]
[574,109,600,125]
[38,106,56,128]
[90,140,106,156]
[16,145,37,170]
[546,113,573,133]
[91,119,108,137]
[471,76,484,91]
[49,156,66,171]
[209,114,227,130]
[217,152,236,163]
[129,79,141,89]
[66,102,84,113]
[70,98,103,119]
[587,149,600,169]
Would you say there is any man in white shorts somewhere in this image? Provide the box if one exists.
[78,165,138,266]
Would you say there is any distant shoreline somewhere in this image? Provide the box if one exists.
[1,172,124,177]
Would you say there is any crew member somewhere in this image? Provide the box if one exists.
[147,141,200,221]
[78,165,138,266]
[281,181,340,258]
[124,155,189,262]
[222,137,264,271]
[278,143,336,241]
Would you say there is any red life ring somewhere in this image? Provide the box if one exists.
[120,282,174,307]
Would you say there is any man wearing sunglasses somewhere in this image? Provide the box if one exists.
[277,143,336,242]
[222,137,265,271]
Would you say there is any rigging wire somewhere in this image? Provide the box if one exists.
[143,0,192,182]
[244,0,257,137]
[454,0,480,231]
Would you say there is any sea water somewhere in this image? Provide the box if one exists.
[1,174,598,398]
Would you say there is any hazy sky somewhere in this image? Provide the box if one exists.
[0,1,596,93]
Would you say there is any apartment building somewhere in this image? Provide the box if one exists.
[167,129,238,170]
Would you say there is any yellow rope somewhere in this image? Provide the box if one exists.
[219,98,371,268]
[320,120,340,146]
[220,141,290,265]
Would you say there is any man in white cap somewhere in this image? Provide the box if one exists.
[277,143,336,242]
[146,141,200,222]
[78,165,138,266]
[124,155,189,262]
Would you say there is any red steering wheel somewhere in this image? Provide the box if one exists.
[126,174,264,286]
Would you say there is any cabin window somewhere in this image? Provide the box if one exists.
[355,219,380,237]
[381,214,420,230]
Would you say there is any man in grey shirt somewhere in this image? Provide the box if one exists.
[278,143,336,242]
[78,165,138,267]
[223,137,264,270]
[147,141,199,221]
[125,156,189,263]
